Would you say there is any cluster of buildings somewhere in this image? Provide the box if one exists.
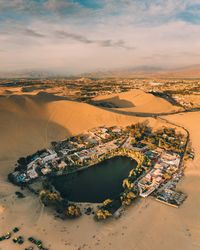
[137,147,188,207]
[11,149,59,183]
[156,189,187,208]
[173,94,200,110]
[9,124,189,208]
[138,149,180,197]
[10,126,126,184]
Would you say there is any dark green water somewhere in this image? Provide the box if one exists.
[51,156,137,203]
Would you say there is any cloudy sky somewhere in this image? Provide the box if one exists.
[0,0,200,74]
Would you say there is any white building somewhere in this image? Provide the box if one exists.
[42,151,57,163]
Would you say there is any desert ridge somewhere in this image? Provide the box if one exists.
[92,89,182,113]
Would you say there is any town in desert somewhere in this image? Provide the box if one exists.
[1,1,200,250]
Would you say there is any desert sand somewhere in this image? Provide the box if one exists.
[0,90,200,250]
[93,89,182,113]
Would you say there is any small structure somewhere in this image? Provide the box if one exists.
[155,189,187,208]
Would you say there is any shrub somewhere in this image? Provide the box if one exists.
[65,204,82,218]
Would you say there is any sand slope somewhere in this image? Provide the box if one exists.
[93,89,181,113]
[0,94,67,163]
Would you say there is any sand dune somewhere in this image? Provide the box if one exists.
[0,92,156,168]
[0,94,67,162]
[93,89,181,113]
[0,92,200,250]
[1,92,176,163]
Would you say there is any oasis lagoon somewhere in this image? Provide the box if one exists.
[51,156,137,203]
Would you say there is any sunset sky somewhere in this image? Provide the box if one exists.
[0,0,200,74]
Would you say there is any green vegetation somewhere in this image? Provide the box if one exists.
[39,190,61,206]
[39,189,82,219]
[65,204,82,218]
[95,208,112,220]
[184,142,194,160]
[142,126,186,154]
[120,190,137,206]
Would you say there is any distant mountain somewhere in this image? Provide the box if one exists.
[161,65,200,78]
[0,70,56,78]
[82,66,164,78]
[83,65,200,79]
[1,65,200,79]
[0,69,69,79]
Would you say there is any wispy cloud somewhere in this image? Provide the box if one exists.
[55,30,93,44]
[22,28,45,38]
[99,39,134,50]
[55,30,134,49]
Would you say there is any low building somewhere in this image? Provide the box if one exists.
[41,165,52,175]
[42,150,57,163]
[156,189,187,208]
[27,169,38,179]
